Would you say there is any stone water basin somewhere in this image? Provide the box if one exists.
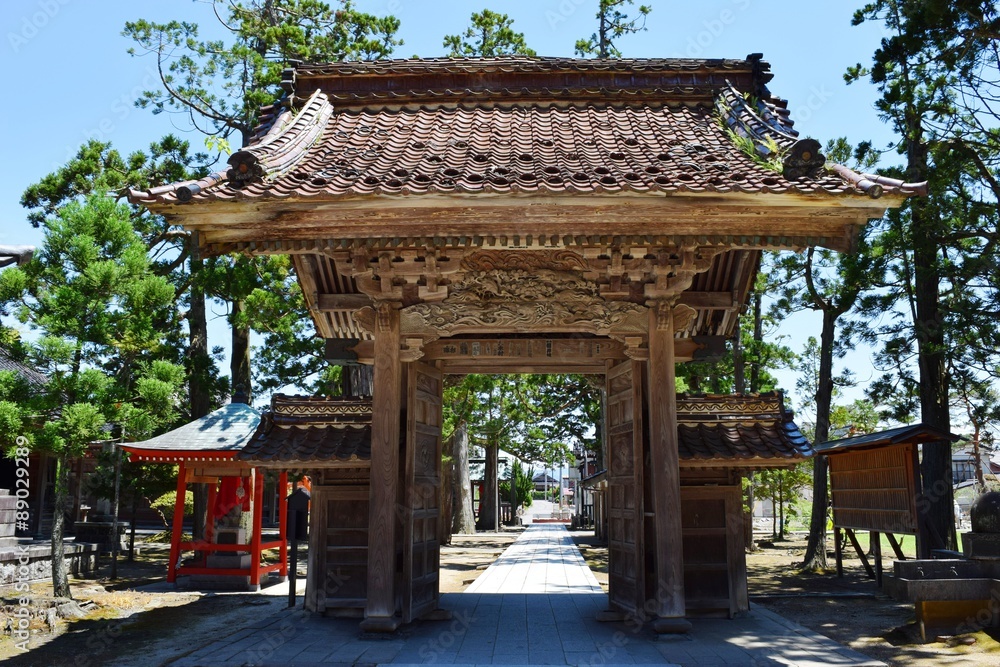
[889,559,1000,640]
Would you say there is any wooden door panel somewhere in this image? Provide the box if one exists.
[606,360,645,616]
[402,362,443,623]
[680,485,747,617]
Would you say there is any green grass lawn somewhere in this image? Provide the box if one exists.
[838,530,917,558]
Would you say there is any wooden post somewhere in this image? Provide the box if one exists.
[278,471,289,578]
[167,462,187,584]
[249,469,264,589]
[872,531,883,588]
[647,302,691,634]
[362,302,403,632]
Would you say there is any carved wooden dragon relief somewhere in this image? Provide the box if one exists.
[351,247,720,345]
[401,268,648,337]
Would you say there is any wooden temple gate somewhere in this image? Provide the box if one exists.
[129,56,920,631]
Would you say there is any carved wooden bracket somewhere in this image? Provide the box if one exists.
[643,246,727,301]
[647,301,697,332]
[400,337,425,362]
[622,336,648,361]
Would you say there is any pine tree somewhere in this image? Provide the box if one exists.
[574,0,651,58]
[443,9,535,57]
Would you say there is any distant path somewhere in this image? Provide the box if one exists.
[464,523,602,594]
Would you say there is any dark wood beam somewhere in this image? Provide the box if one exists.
[678,291,738,310]
[317,293,371,311]
[329,336,728,366]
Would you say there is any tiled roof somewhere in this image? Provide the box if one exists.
[128,56,925,207]
[677,393,813,465]
[0,346,47,392]
[813,423,959,455]
[123,402,260,456]
[236,392,809,467]
[238,394,372,465]
[0,245,34,268]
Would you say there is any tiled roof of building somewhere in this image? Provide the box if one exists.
[238,395,372,465]
[236,392,809,468]
[677,393,813,465]
[122,402,260,460]
[813,423,959,455]
[128,56,924,207]
[0,346,47,392]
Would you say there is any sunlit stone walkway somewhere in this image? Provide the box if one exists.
[168,524,886,667]
[464,524,602,594]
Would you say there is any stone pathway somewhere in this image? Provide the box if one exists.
[465,524,601,594]
[168,524,886,667]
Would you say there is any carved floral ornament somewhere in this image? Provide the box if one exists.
[353,268,700,348]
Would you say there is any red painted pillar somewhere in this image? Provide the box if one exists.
[167,461,187,583]
[278,471,288,576]
[250,468,264,586]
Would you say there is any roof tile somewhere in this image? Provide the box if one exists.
[128,57,924,207]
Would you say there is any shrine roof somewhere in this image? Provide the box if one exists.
[813,423,960,455]
[122,402,260,462]
[127,56,924,207]
[238,395,372,466]
[234,392,809,469]
[677,393,813,467]
[0,345,47,393]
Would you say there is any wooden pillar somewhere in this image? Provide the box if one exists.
[362,302,403,632]
[278,471,289,578]
[250,469,265,588]
[647,302,691,633]
[205,478,217,546]
[872,531,883,588]
[167,462,187,584]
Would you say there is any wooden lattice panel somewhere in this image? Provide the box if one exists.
[828,443,918,535]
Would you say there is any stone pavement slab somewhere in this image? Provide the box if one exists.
[166,523,885,667]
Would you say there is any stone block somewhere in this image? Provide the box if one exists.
[206,552,251,569]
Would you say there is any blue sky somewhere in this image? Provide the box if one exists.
[0,0,900,416]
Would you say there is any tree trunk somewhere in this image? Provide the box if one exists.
[909,132,955,551]
[598,6,609,58]
[802,308,836,571]
[51,454,71,599]
[188,249,212,543]
[187,247,212,421]
[231,298,252,402]
[451,422,476,534]
[750,292,763,393]
[440,435,454,545]
[973,428,985,489]
[129,492,138,562]
[341,365,374,397]
[478,441,498,531]
[777,484,785,540]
